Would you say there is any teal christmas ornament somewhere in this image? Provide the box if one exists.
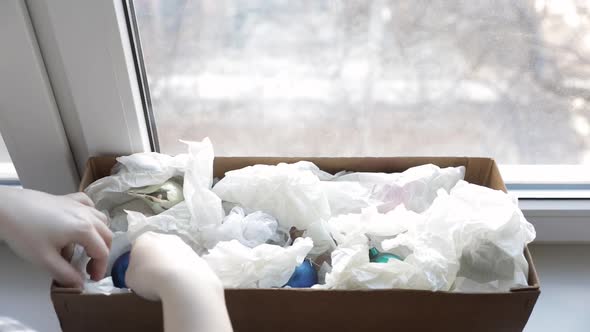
[111,251,131,288]
[369,247,402,263]
[285,259,318,288]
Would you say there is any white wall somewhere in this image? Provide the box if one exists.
[0,244,60,332]
[525,245,590,332]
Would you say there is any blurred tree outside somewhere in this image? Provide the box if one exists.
[133,0,590,164]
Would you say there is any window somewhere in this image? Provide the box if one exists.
[133,0,590,165]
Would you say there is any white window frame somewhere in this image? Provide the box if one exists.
[1,0,588,242]
[0,0,79,194]
[0,162,19,186]
[24,0,152,175]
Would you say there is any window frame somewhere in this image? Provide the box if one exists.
[2,0,588,242]
[24,0,152,175]
[0,0,78,194]
[0,162,19,186]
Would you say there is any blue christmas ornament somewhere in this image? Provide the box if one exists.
[111,251,131,288]
[285,259,318,288]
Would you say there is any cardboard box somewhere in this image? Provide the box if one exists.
[52,156,540,332]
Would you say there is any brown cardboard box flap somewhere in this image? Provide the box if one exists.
[80,156,503,190]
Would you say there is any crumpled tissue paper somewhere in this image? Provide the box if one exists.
[82,137,534,293]
[84,148,190,232]
[83,277,131,295]
[327,205,416,248]
[421,180,535,292]
[334,164,465,214]
[127,179,184,214]
[321,180,535,292]
[86,152,189,211]
[126,200,206,253]
[182,139,224,228]
[212,161,332,230]
[203,237,314,288]
[199,206,289,249]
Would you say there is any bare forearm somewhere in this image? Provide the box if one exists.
[127,232,233,332]
[0,187,20,237]
[161,282,233,332]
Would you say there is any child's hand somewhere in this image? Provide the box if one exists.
[126,232,233,332]
[126,232,222,300]
[0,188,112,287]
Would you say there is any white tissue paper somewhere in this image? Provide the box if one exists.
[319,181,376,216]
[334,164,465,213]
[84,150,189,232]
[379,228,461,291]
[302,219,336,256]
[317,243,445,290]
[86,152,189,211]
[182,139,224,228]
[317,261,332,285]
[320,229,458,291]
[289,160,335,181]
[126,203,291,255]
[124,139,293,255]
[320,205,455,291]
[203,237,314,288]
[108,199,155,232]
[322,181,534,292]
[425,181,535,292]
[126,201,204,253]
[82,138,534,293]
[199,206,290,249]
[127,179,184,214]
[328,206,415,248]
[70,244,91,277]
[212,161,332,230]
[83,277,131,295]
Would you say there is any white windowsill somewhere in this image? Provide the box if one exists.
[500,165,590,186]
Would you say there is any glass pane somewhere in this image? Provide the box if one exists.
[134,0,590,164]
